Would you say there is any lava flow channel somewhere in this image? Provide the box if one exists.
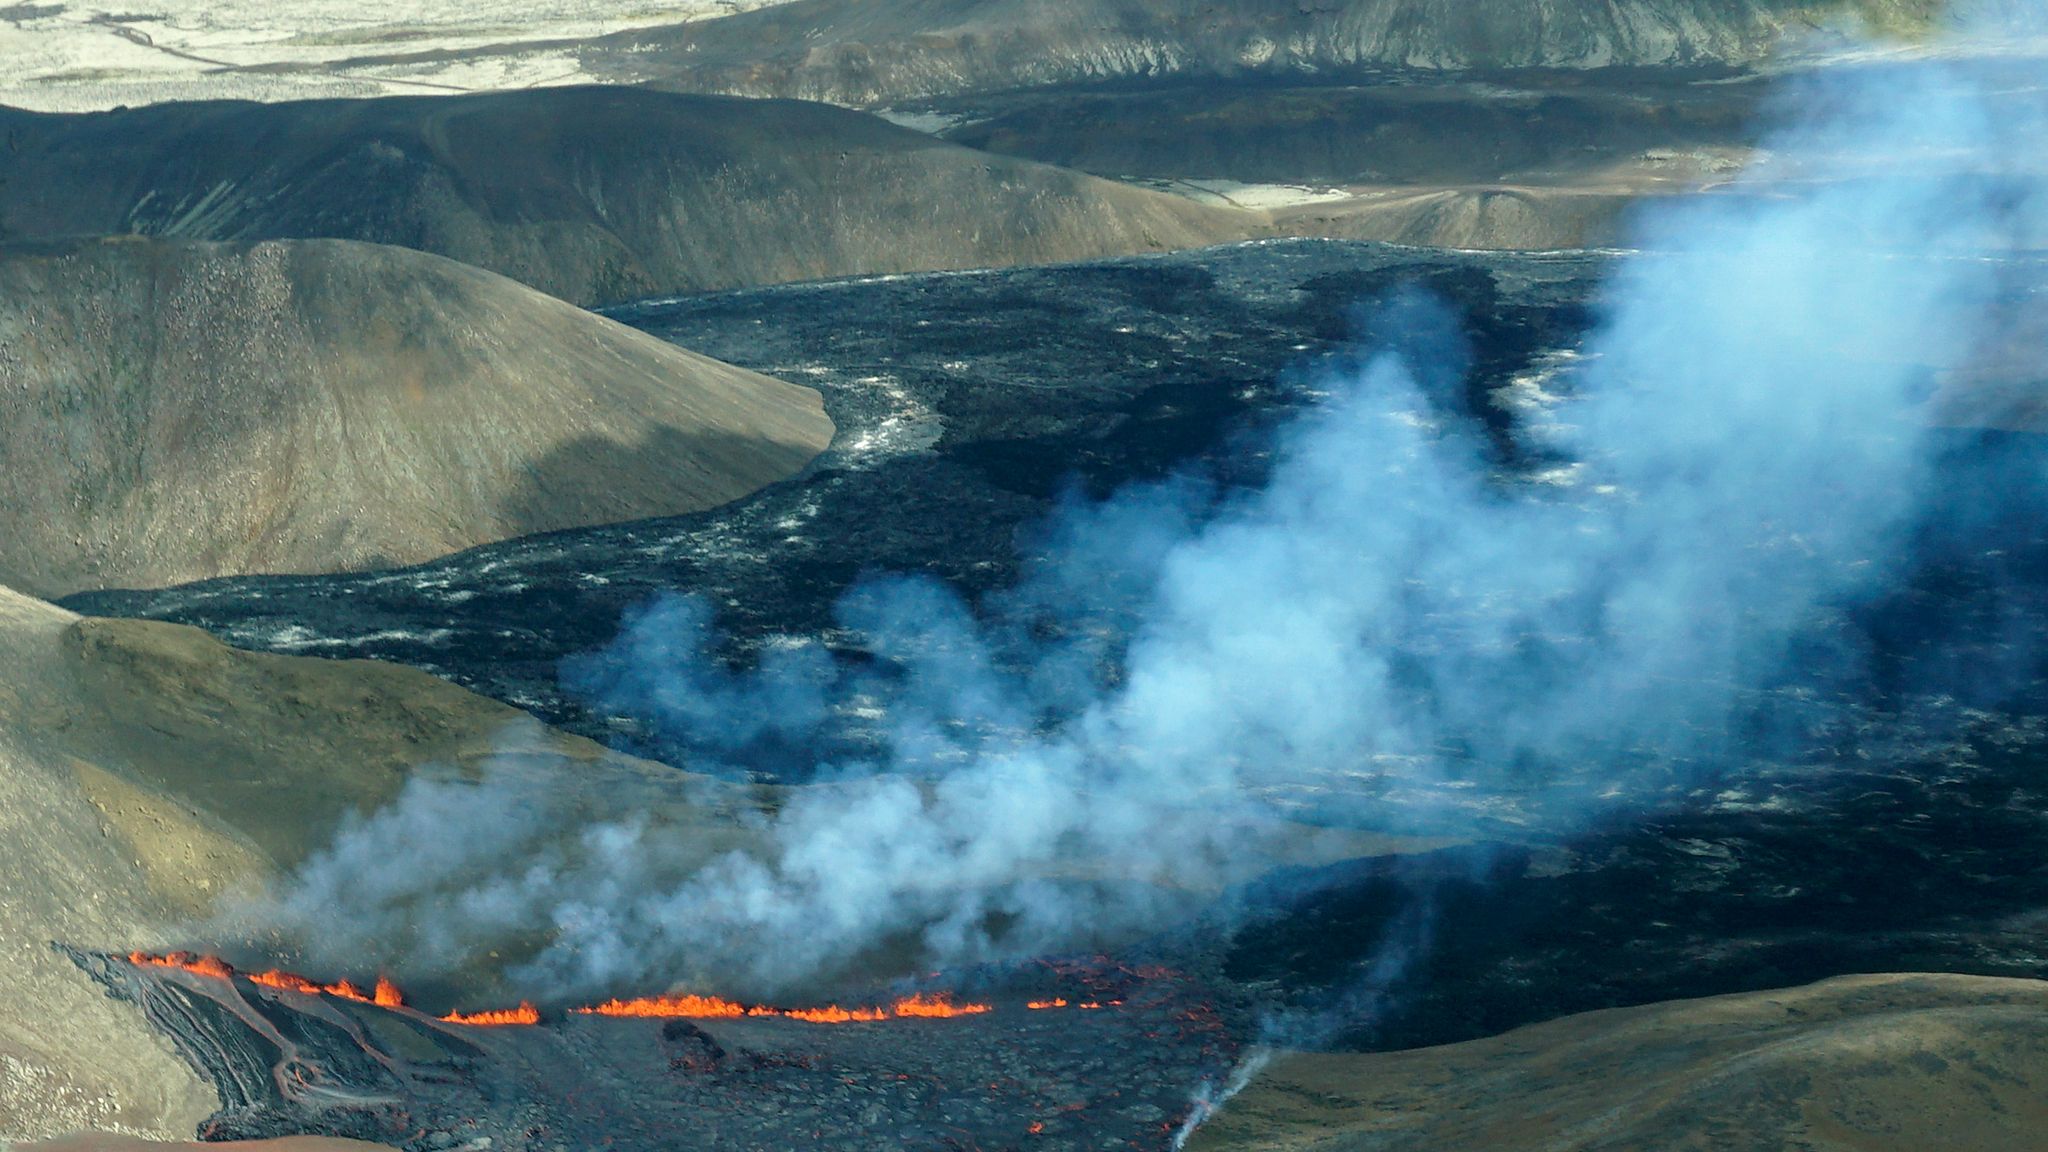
[127,952,1117,1028]
[128,952,532,1026]
[131,952,403,1008]
[575,990,989,1022]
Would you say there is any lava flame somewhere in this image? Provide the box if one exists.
[574,990,987,1022]
[782,1004,888,1023]
[890,992,990,1018]
[577,993,748,1019]
[125,952,1080,1029]
[440,1001,540,1027]
[130,950,234,979]
[131,952,403,1007]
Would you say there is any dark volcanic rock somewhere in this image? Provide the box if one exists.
[61,237,2048,1077]
[935,72,1761,186]
[1214,728,2048,1051]
[0,87,1246,306]
[64,239,1601,756]
[75,952,1239,1152]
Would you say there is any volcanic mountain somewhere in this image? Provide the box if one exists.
[0,582,758,1142]
[929,71,1764,249]
[0,87,1246,306]
[0,235,831,597]
[580,0,1937,106]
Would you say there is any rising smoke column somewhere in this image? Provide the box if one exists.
[260,24,2048,997]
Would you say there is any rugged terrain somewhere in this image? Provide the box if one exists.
[0,582,753,1142]
[73,952,1239,1151]
[68,241,2048,1027]
[0,0,1937,111]
[926,70,1764,248]
[585,0,1943,105]
[938,74,1759,188]
[0,88,1246,305]
[1187,973,2048,1152]
[0,235,830,597]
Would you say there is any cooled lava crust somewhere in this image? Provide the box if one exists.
[71,948,1240,1152]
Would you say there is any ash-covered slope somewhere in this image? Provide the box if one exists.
[0,583,739,1142]
[0,236,830,598]
[583,0,1930,105]
[1188,973,2048,1152]
[0,87,1247,306]
[938,76,1759,189]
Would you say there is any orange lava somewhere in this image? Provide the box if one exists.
[781,1004,886,1023]
[130,951,234,980]
[889,992,991,1018]
[127,951,1036,1030]
[165,957,406,1009]
[326,979,373,1003]
[440,1001,540,1027]
[575,994,748,1019]
[573,993,926,1023]
[245,970,320,995]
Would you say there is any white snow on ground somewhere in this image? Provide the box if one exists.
[1139,178,1359,210]
[0,0,800,110]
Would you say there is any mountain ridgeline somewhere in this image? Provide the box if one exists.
[580,0,1946,105]
[0,87,1246,306]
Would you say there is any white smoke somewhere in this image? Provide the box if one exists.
[1170,1048,1272,1151]
[260,15,2048,1000]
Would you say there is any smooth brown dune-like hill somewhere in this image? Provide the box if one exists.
[0,584,757,1142]
[579,0,1944,106]
[0,87,1248,306]
[1188,971,2048,1152]
[0,235,831,598]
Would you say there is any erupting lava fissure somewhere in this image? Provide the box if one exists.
[122,953,1096,1028]
[576,989,992,1021]
[132,952,402,1008]
[441,1001,542,1027]
[89,949,1235,1152]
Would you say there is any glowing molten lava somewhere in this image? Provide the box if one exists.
[784,1004,888,1023]
[890,992,990,1018]
[245,969,405,1007]
[125,951,1083,1030]
[130,952,407,1008]
[574,990,988,1022]
[441,1001,540,1027]
[577,993,748,1019]
[130,950,234,979]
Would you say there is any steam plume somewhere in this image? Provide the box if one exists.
[259,18,2048,999]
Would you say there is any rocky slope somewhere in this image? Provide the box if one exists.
[581,0,1941,105]
[0,87,1247,306]
[0,236,831,597]
[0,583,751,1142]
[1187,972,2048,1152]
[937,74,1760,187]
